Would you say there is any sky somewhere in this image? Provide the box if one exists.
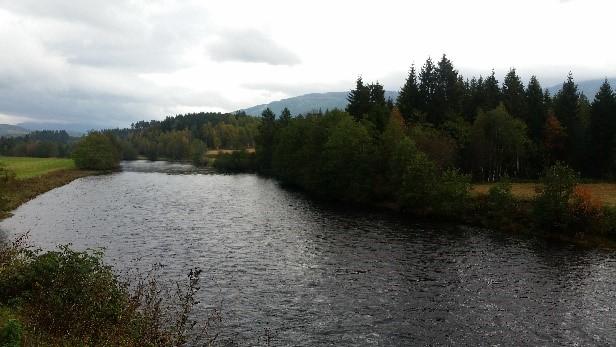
[0,0,615,128]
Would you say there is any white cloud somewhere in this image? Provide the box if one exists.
[0,0,614,127]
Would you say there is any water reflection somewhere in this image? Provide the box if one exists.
[1,161,615,345]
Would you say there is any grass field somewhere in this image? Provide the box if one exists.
[472,183,616,206]
[0,156,75,179]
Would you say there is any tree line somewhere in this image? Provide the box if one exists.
[392,55,616,180]
[0,130,73,158]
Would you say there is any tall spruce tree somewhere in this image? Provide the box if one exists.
[418,57,438,124]
[502,68,527,120]
[483,70,502,110]
[590,80,616,177]
[553,73,582,167]
[368,82,386,106]
[396,65,420,123]
[256,108,276,173]
[526,76,546,143]
[433,54,462,125]
[346,77,371,121]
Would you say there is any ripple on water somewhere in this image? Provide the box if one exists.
[1,161,616,345]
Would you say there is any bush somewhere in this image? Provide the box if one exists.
[395,137,439,211]
[0,241,218,346]
[432,169,471,217]
[0,164,15,211]
[0,319,22,347]
[569,186,603,233]
[213,150,256,172]
[533,162,579,231]
[72,132,121,170]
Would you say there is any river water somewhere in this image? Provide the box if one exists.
[1,161,615,345]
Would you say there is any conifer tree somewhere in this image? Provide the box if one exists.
[590,80,616,177]
[502,68,527,120]
[483,70,501,110]
[418,57,437,122]
[553,73,582,167]
[280,107,292,125]
[433,54,462,124]
[368,82,386,106]
[526,76,546,143]
[346,77,371,121]
[396,65,420,123]
[256,108,276,173]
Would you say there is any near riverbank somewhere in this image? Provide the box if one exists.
[0,156,96,220]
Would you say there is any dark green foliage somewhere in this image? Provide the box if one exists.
[526,76,546,145]
[487,178,514,210]
[0,319,22,347]
[213,150,256,172]
[502,69,527,120]
[0,240,215,346]
[0,130,73,158]
[0,246,126,341]
[533,162,579,231]
[256,108,276,173]
[432,169,471,217]
[589,80,616,177]
[72,132,120,170]
[346,77,372,121]
[396,65,421,123]
[553,73,585,169]
[483,71,502,111]
[0,164,14,211]
[470,105,528,180]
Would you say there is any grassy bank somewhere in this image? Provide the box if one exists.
[472,182,616,206]
[0,239,214,346]
[0,156,75,179]
[0,157,95,220]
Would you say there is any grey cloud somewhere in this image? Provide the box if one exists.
[208,30,300,66]
[242,81,351,96]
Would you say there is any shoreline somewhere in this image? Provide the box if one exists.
[0,169,97,220]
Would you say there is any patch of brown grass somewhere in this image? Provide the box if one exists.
[472,182,616,206]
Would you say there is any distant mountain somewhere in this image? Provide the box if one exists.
[0,124,29,137]
[240,91,399,117]
[17,122,89,137]
[547,78,616,98]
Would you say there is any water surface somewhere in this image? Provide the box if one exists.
[2,160,615,345]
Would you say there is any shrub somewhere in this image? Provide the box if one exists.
[0,164,15,211]
[0,319,22,347]
[488,178,514,210]
[432,169,471,218]
[533,162,579,231]
[72,132,121,170]
[395,137,438,211]
[569,186,603,233]
[0,241,218,346]
[213,150,256,172]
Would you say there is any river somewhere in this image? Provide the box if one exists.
[1,160,615,345]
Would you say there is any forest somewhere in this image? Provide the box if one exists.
[252,55,616,235]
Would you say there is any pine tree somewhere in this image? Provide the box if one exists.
[526,76,545,143]
[280,107,292,125]
[418,57,437,123]
[368,82,386,106]
[346,77,371,121]
[433,54,462,124]
[502,68,527,120]
[256,108,276,173]
[553,73,582,167]
[396,65,420,123]
[483,70,501,110]
[590,80,616,177]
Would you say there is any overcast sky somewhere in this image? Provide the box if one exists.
[0,0,614,127]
